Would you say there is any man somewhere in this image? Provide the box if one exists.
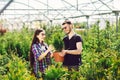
[61,20,83,71]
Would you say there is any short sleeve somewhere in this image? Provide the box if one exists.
[76,35,82,43]
[32,44,42,60]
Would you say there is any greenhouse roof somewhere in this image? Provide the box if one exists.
[0,0,120,22]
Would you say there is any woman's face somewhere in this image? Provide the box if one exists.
[37,31,46,42]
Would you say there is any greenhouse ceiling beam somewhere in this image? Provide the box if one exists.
[14,1,35,9]
[3,13,80,16]
[90,0,102,15]
[61,0,84,15]
[34,0,67,20]
[98,0,112,10]
[0,0,13,15]
[81,0,100,6]
[2,14,49,15]
[10,1,51,21]
[91,0,113,15]
[5,9,112,11]
[53,11,117,20]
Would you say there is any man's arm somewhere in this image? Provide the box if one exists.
[62,42,82,55]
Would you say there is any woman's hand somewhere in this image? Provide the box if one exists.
[48,45,54,52]
[47,45,54,57]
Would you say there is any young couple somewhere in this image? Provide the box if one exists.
[30,20,83,78]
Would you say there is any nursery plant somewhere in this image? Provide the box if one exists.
[44,63,67,80]
[52,31,64,62]
[5,54,36,80]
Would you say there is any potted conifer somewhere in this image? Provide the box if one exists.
[52,32,64,62]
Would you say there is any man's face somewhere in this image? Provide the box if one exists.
[62,24,72,34]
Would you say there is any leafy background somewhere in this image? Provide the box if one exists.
[0,20,120,80]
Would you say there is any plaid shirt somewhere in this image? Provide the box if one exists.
[32,43,51,75]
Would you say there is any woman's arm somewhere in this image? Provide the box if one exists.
[38,50,50,60]
[38,45,53,60]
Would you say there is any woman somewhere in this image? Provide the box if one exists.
[30,29,53,78]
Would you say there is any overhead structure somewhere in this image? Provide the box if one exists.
[0,0,13,15]
[0,0,120,30]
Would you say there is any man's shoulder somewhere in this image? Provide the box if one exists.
[74,34,83,42]
[63,35,68,39]
[75,34,81,37]
[73,34,82,38]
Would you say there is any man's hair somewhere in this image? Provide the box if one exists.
[62,20,72,25]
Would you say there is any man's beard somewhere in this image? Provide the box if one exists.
[66,28,71,35]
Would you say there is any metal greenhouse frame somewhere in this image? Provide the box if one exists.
[0,0,120,31]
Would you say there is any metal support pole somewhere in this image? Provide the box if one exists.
[47,0,49,15]
[115,12,119,33]
[76,0,78,10]
[86,15,89,29]
[50,20,52,26]
[113,11,119,33]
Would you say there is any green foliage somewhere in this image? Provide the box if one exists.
[0,28,33,60]
[0,53,36,80]
[5,54,36,80]
[52,36,63,51]
[44,63,66,80]
[0,21,120,80]
[51,29,64,52]
[74,22,87,28]
[0,54,10,77]
[44,25,60,45]
[79,49,120,80]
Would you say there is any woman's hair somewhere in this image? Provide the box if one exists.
[29,29,43,71]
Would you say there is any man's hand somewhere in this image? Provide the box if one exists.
[60,50,68,57]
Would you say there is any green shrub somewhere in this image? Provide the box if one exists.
[52,32,64,52]
[44,63,67,80]
[5,54,36,80]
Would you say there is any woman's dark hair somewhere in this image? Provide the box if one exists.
[29,29,43,72]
